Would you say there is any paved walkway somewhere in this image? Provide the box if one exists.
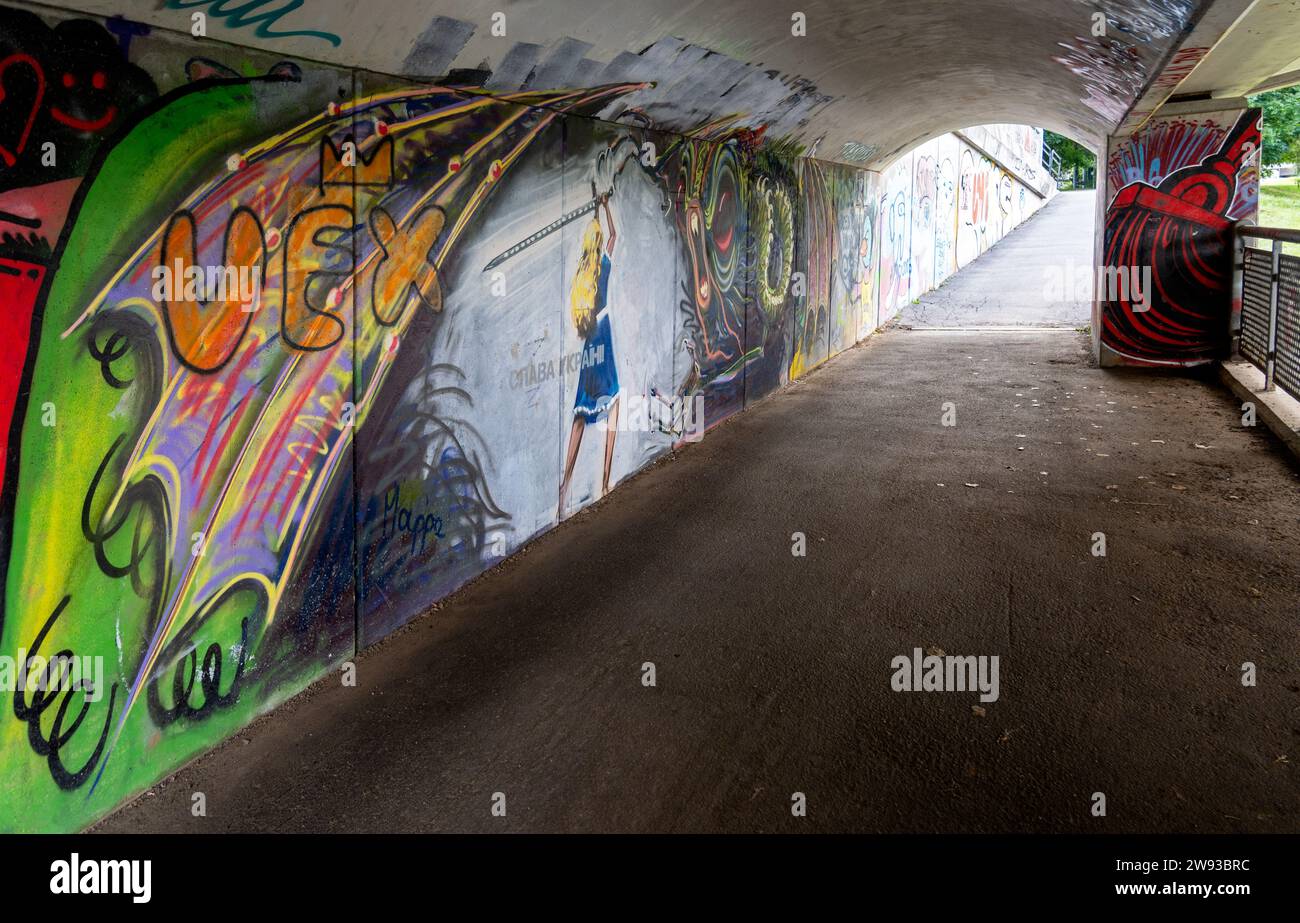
[95,326,1300,833]
[899,190,1096,328]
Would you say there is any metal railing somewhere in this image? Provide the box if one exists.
[1233,226,1300,400]
[1043,143,1063,178]
[1055,165,1095,190]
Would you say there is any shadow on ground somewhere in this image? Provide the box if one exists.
[95,328,1300,833]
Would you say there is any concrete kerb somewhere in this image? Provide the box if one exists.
[1219,358,1300,461]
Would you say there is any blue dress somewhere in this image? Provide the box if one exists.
[573,253,620,421]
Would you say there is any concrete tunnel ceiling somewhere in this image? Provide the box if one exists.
[46,0,1215,167]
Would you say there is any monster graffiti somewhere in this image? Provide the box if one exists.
[1102,109,1259,365]
[745,139,801,402]
[656,121,757,422]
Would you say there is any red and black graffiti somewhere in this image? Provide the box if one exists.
[0,8,156,497]
[1101,110,1258,365]
[0,9,156,191]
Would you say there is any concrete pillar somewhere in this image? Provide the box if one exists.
[1096,100,1261,367]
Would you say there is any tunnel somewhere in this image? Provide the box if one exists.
[0,0,1297,878]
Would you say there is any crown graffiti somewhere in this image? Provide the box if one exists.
[319,134,395,190]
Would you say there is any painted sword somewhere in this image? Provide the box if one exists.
[482,197,600,272]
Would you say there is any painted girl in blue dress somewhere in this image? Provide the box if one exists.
[559,192,620,514]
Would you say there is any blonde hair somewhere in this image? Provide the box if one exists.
[570,218,603,338]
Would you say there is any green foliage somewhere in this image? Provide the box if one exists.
[1259,179,1300,254]
[1259,178,1300,236]
[1247,86,1300,165]
[1044,130,1095,171]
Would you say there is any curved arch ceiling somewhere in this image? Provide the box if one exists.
[45,0,1246,167]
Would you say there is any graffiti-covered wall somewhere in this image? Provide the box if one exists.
[879,127,1050,320]
[1100,106,1261,366]
[0,3,1049,831]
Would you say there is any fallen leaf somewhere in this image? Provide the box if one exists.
[971,705,986,718]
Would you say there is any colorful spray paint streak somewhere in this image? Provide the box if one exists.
[1102,109,1260,366]
[0,3,1055,831]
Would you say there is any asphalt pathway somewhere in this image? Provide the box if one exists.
[96,327,1300,833]
[898,189,1096,328]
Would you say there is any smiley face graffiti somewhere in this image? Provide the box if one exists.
[0,9,155,190]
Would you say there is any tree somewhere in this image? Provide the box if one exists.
[1248,86,1300,166]
[1044,131,1095,172]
